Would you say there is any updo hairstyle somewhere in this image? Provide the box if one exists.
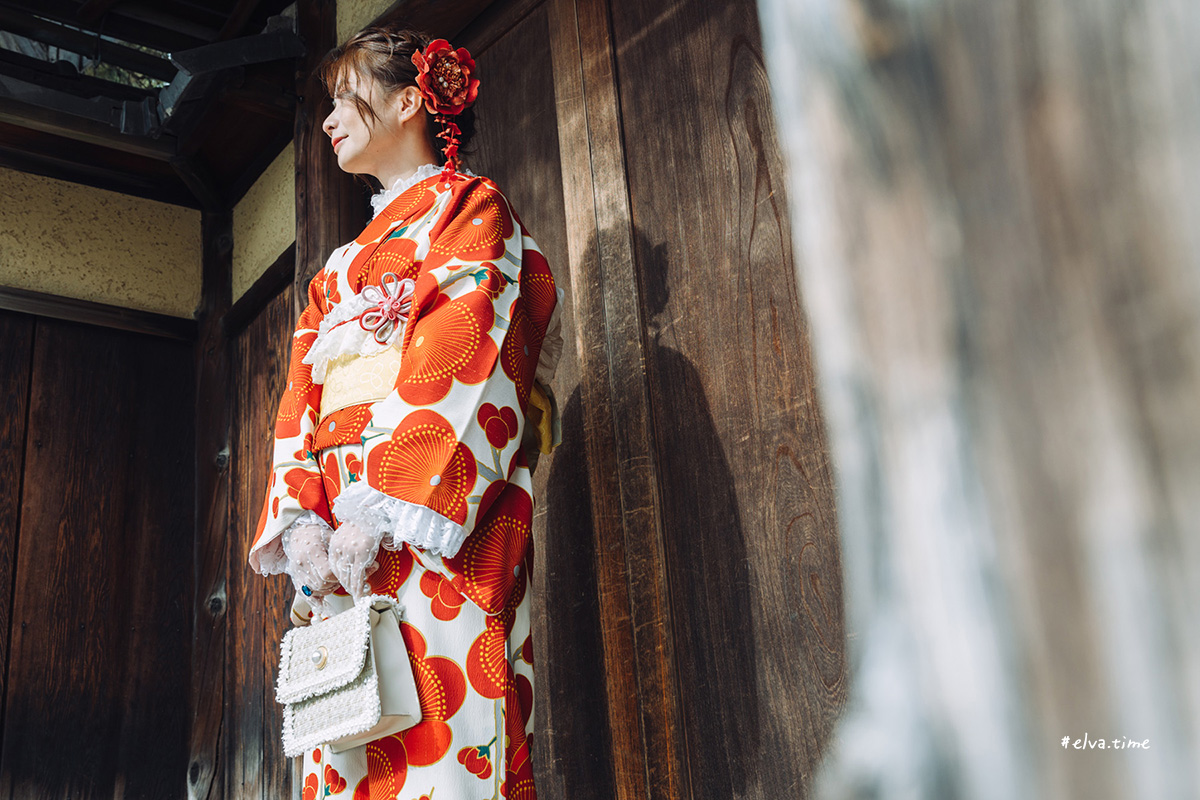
[316,25,478,186]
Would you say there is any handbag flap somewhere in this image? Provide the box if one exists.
[276,601,371,705]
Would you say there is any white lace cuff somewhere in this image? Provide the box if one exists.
[254,509,333,577]
[331,479,468,559]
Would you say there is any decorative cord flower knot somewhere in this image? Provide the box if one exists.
[358,272,415,345]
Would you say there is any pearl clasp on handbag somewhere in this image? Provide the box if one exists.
[311,646,329,669]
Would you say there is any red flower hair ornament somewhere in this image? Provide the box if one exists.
[411,39,480,179]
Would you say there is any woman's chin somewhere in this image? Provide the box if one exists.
[335,150,363,173]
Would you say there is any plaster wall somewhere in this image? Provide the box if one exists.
[233,141,296,301]
[0,166,201,318]
[337,0,392,44]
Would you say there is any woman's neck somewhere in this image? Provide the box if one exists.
[373,141,441,192]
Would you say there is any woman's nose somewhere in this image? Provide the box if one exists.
[322,110,336,137]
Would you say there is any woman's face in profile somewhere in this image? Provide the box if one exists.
[322,69,402,179]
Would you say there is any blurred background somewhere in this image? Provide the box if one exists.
[759,1,1200,798]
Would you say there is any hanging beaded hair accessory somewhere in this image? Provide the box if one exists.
[411,39,480,181]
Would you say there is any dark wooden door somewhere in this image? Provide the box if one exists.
[0,309,194,800]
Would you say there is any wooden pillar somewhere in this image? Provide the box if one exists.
[189,210,233,800]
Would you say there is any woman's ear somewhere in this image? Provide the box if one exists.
[395,85,425,125]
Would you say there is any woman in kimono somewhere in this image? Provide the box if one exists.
[246,25,563,800]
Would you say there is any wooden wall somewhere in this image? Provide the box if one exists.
[0,309,194,800]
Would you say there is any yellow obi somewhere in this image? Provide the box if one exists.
[320,336,405,416]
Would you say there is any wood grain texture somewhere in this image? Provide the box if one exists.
[227,286,295,800]
[189,211,233,800]
[456,0,544,55]
[0,311,32,762]
[545,0,690,798]
[758,0,1200,798]
[0,317,193,800]
[605,0,846,795]
[468,5,618,799]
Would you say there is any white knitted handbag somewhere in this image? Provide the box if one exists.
[275,594,422,757]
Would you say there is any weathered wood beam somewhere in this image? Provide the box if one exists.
[375,0,496,40]
[74,0,124,26]
[0,81,177,159]
[0,0,208,52]
[456,0,542,54]
[0,5,176,82]
[0,284,196,340]
[226,124,292,206]
[113,3,222,46]
[0,143,195,207]
[223,77,295,121]
[0,46,154,102]
[188,209,233,800]
[167,20,303,77]
[170,152,224,211]
[217,0,267,41]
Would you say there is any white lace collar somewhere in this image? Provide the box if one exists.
[368,162,477,220]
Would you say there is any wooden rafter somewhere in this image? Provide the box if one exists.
[0,5,176,81]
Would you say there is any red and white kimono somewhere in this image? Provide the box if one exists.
[248,164,561,800]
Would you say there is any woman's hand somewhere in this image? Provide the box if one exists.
[281,522,339,609]
[327,519,383,600]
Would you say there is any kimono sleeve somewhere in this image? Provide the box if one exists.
[247,264,337,576]
[329,177,558,565]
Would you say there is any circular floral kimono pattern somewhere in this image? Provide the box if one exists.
[301,440,536,800]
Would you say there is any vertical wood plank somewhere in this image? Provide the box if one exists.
[0,311,33,762]
[189,210,233,800]
[606,0,846,795]
[545,0,689,797]
[228,288,294,800]
[294,0,368,303]
[0,319,193,800]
